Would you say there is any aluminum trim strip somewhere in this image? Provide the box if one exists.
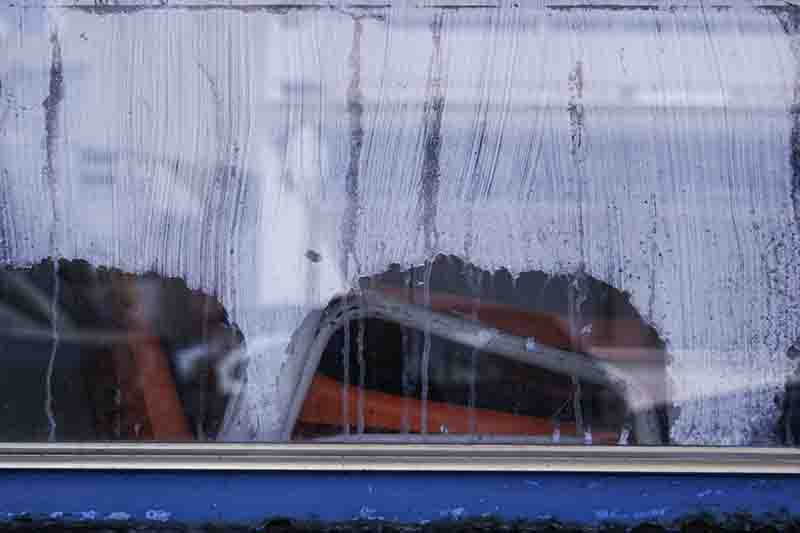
[0,444,795,473]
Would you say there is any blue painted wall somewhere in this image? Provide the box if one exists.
[0,471,798,526]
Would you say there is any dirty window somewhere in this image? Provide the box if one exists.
[1,1,799,447]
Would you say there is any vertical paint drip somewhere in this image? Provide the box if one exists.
[775,7,800,446]
[416,13,446,432]
[356,317,366,435]
[341,321,351,435]
[567,58,587,265]
[0,48,10,262]
[462,11,496,259]
[0,169,13,264]
[197,60,225,294]
[420,259,434,435]
[698,3,746,281]
[43,28,63,228]
[221,24,248,312]
[460,8,500,261]
[226,155,246,313]
[781,8,800,230]
[45,260,59,442]
[420,14,444,257]
[568,274,586,440]
[567,59,585,161]
[342,17,364,281]
[304,10,355,430]
[484,8,520,199]
[794,106,800,230]
[567,48,590,444]
[42,25,64,443]
[648,194,659,322]
[43,23,63,261]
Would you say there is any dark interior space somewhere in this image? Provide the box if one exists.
[0,258,241,441]
[294,255,668,444]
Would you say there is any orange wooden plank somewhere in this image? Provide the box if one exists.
[299,374,617,443]
[120,300,192,441]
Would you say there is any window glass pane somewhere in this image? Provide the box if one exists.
[0,2,797,447]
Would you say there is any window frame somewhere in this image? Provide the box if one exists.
[2,0,799,475]
[0,442,797,473]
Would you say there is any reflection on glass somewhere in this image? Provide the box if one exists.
[0,259,241,441]
[0,256,672,443]
[2,3,800,446]
[292,257,667,444]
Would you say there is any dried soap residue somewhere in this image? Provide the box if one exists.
[0,5,798,444]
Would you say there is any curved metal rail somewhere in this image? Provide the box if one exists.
[282,290,665,444]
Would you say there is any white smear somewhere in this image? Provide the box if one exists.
[476,329,494,347]
[618,426,631,446]
[596,507,668,521]
[357,506,381,521]
[439,507,465,520]
[79,510,97,520]
[145,510,171,522]
[632,508,668,520]
[106,512,131,521]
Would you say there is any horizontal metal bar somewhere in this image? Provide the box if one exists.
[14,1,797,11]
[0,443,796,473]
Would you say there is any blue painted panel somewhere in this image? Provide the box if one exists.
[0,471,797,526]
